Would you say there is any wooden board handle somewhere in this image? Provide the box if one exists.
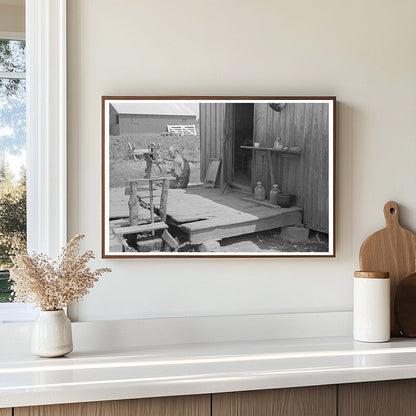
[384,201,400,228]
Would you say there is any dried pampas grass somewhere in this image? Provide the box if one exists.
[10,234,111,311]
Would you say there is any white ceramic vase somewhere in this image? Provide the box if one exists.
[31,310,73,357]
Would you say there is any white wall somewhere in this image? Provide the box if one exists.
[67,0,416,322]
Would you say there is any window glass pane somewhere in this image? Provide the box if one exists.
[0,78,26,155]
[0,40,26,73]
[0,46,26,303]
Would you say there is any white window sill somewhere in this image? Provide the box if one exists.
[0,303,36,324]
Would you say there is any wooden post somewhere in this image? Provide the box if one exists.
[267,150,276,187]
[149,180,154,235]
[144,154,152,178]
[159,179,170,222]
[253,104,269,188]
[222,103,233,188]
[128,180,139,226]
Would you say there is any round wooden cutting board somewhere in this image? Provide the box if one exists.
[359,201,416,336]
[395,272,416,337]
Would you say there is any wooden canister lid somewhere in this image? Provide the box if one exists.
[354,271,389,279]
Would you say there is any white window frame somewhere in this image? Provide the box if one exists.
[26,0,67,256]
[0,0,67,323]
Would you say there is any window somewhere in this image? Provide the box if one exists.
[0,0,68,324]
[0,33,34,322]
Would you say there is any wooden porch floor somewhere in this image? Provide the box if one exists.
[110,186,302,245]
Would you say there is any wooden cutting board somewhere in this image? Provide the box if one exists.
[359,201,416,336]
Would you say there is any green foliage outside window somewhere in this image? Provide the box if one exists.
[0,162,26,302]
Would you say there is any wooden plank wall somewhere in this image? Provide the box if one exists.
[199,103,226,185]
[254,103,329,233]
[200,102,330,232]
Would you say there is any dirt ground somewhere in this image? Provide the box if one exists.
[110,133,200,161]
[175,229,329,253]
[219,229,329,253]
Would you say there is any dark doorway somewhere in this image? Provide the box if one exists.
[232,104,254,187]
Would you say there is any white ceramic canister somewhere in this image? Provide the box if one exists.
[353,271,390,343]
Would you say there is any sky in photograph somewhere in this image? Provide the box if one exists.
[111,101,200,118]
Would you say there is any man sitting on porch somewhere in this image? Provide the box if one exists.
[168,147,190,189]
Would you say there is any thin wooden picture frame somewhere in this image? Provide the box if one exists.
[102,96,336,258]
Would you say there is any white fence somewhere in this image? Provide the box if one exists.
[167,124,197,136]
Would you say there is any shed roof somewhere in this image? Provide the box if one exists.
[111,102,198,117]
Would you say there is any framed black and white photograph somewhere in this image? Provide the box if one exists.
[102,96,335,257]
